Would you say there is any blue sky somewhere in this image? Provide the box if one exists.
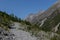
[0,0,57,19]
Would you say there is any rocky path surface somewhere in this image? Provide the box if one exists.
[10,22,37,40]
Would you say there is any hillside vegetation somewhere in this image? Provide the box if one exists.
[0,11,32,31]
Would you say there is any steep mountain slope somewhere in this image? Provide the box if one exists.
[25,1,60,40]
[41,9,60,32]
[26,1,60,25]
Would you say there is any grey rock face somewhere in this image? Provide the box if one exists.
[0,27,15,40]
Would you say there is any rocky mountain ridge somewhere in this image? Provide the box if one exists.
[26,1,60,25]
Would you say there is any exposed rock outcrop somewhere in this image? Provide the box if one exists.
[0,27,15,40]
